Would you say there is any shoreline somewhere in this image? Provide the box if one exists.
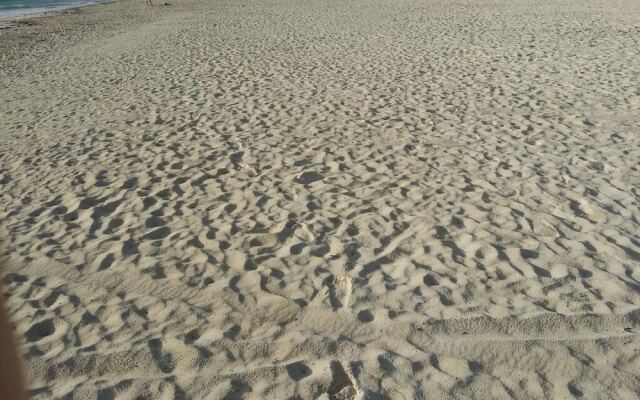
[0,0,175,78]
[0,0,113,22]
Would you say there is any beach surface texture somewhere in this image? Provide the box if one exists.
[1,0,640,398]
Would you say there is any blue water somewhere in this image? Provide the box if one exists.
[0,0,104,17]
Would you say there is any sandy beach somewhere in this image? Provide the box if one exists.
[1,0,640,398]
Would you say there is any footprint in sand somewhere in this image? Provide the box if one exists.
[532,219,558,238]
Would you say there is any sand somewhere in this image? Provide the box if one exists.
[1,0,640,398]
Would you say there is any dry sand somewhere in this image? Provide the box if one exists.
[1,0,640,398]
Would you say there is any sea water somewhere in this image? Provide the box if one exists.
[0,0,105,17]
